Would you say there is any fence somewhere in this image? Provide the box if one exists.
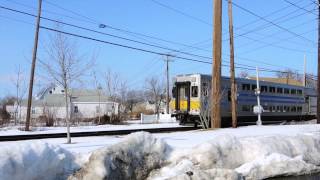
[140,113,176,124]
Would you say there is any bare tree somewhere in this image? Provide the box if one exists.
[40,25,95,144]
[238,71,249,78]
[276,69,302,83]
[126,90,144,112]
[11,65,27,125]
[104,69,121,102]
[199,85,226,129]
[145,76,165,119]
[104,69,128,121]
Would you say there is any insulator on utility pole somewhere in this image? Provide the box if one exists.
[212,0,222,128]
[228,0,237,128]
[25,0,42,131]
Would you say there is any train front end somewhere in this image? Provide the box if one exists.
[170,74,201,125]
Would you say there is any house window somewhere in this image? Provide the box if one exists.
[61,90,65,93]
[242,84,250,91]
[49,90,52,94]
[191,86,198,97]
[74,106,79,113]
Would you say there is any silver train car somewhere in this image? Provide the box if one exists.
[170,74,317,127]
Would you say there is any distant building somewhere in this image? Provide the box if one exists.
[6,85,119,122]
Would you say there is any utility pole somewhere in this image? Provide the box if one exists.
[317,0,320,124]
[25,0,42,131]
[228,0,237,128]
[212,0,222,128]
[165,55,170,114]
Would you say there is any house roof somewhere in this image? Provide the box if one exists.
[22,88,112,107]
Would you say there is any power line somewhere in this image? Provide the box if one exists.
[283,0,317,16]
[149,0,211,26]
[1,5,296,73]
[1,5,314,76]
[43,0,99,24]
[0,5,215,60]
[40,25,302,75]
[229,0,316,44]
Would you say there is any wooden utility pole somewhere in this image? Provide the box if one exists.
[25,0,42,131]
[166,55,170,114]
[212,0,222,128]
[317,0,320,124]
[303,55,306,87]
[228,0,237,128]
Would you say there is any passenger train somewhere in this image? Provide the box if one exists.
[170,74,317,127]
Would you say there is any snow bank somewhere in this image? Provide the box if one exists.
[140,113,176,124]
[69,132,170,180]
[150,133,320,179]
[0,141,77,180]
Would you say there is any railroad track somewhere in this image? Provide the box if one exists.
[0,126,199,142]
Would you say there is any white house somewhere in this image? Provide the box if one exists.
[7,85,119,122]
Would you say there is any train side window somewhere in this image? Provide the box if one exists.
[261,86,268,92]
[297,106,302,112]
[242,84,250,91]
[202,83,208,97]
[191,86,198,97]
[269,87,276,93]
[277,87,283,94]
[242,105,251,112]
[251,84,257,91]
[276,106,280,112]
[297,89,302,95]
[228,90,231,101]
[291,106,297,112]
[284,88,290,94]
[290,89,296,95]
[280,106,284,112]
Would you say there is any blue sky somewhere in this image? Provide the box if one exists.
[0,0,318,97]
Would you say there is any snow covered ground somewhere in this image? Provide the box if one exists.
[0,121,180,136]
[0,124,320,179]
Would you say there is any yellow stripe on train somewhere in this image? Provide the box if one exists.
[170,100,200,111]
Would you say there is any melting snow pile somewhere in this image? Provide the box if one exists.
[150,134,320,180]
[1,128,320,180]
[69,132,169,180]
[0,141,77,180]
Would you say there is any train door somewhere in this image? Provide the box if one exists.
[175,82,191,112]
[307,96,317,114]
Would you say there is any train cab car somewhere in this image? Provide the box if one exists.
[170,73,317,127]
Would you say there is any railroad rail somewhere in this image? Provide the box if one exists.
[0,126,199,142]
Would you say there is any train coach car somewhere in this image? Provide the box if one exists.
[170,74,317,127]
